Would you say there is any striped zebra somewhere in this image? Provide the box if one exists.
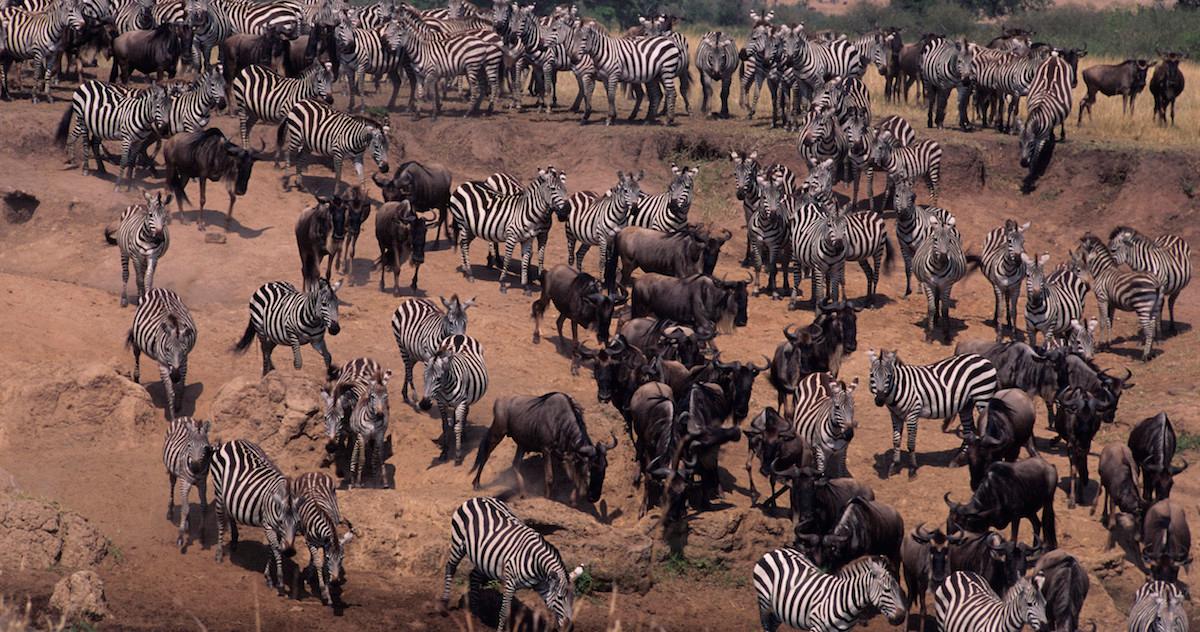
[449,166,568,294]
[731,151,796,266]
[1108,226,1192,334]
[695,29,736,118]
[786,27,865,95]
[870,128,941,205]
[164,65,227,134]
[786,158,836,308]
[848,30,886,75]
[828,205,892,305]
[791,372,858,476]
[55,81,171,189]
[920,36,975,129]
[209,439,298,595]
[867,349,998,478]
[127,287,195,416]
[185,0,300,68]
[564,170,642,274]
[749,172,793,298]
[390,295,474,404]
[151,0,185,27]
[1022,253,1089,347]
[418,334,487,464]
[232,278,342,376]
[738,22,775,120]
[440,497,581,632]
[973,49,1043,132]
[333,18,408,110]
[934,572,1046,632]
[578,20,682,125]
[279,98,390,194]
[914,215,966,342]
[629,162,697,233]
[1127,580,1188,632]
[162,416,210,551]
[319,357,389,487]
[790,193,847,307]
[978,220,1030,341]
[798,107,847,181]
[892,178,955,296]
[320,356,381,446]
[0,0,85,102]
[390,22,505,119]
[1072,235,1163,361]
[103,190,171,307]
[291,472,353,607]
[1017,52,1073,175]
[231,62,334,160]
[753,548,906,632]
[114,0,154,33]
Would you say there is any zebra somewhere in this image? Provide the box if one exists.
[913,215,966,342]
[209,439,298,596]
[1022,253,1089,347]
[291,472,353,607]
[790,372,858,477]
[629,162,697,233]
[114,0,154,32]
[418,334,487,464]
[738,21,775,120]
[320,356,382,449]
[163,65,227,134]
[848,30,886,75]
[695,29,736,118]
[920,36,975,130]
[1127,580,1188,632]
[232,278,342,376]
[162,415,211,551]
[869,128,941,206]
[1017,52,1073,178]
[786,26,865,93]
[731,151,796,266]
[827,205,892,305]
[391,295,475,404]
[345,368,389,488]
[127,287,195,416]
[334,18,409,110]
[578,20,682,126]
[867,348,998,478]
[753,548,906,632]
[0,0,85,102]
[231,62,335,162]
[748,172,794,298]
[1071,235,1163,361]
[789,187,847,307]
[185,0,300,68]
[1108,226,1192,334]
[440,497,581,632]
[973,49,1043,132]
[798,107,848,181]
[390,22,505,119]
[103,190,171,307]
[564,170,642,274]
[934,572,1046,632]
[279,98,390,194]
[892,178,955,297]
[55,80,171,190]
[449,166,568,294]
[978,219,1030,341]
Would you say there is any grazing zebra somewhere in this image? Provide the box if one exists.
[279,98,390,193]
[291,472,353,607]
[127,287,195,416]
[828,205,892,305]
[578,20,683,125]
[55,81,171,189]
[867,349,998,478]
[1017,52,1073,177]
[914,215,966,342]
[1072,235,1163,361]
[749,173,793,298]
[738,21,775,120]
[731,151,796,266]
[164,65,227,134]
[1022,253,1089,347]
[892,179,955,296]
[390,23,505,119]
[449,166,568,294]
[162,416,210,551]
[1127,580,1188,632]
[103,190,171,307]
[334,18,409,110]
[564,170,642,274]
[232,278,342,376]
[418,334,487,464]
[979,220,1030,341]
[920,36,974,129]
[391,295,475,403]
[753,548,906,632]
[1108,226,1192,334]
[629,162,697,233]
[209,439,298,596]
[0,0,85,102]
[869,129,941,205]
[231,62,335,160]
[791,373,858,476]
[695,29,736,118]
[440,497,581,632]
[934,572,1046,632]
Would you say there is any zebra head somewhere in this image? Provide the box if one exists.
[754,173,783,220]
[743,23,773,66]
[534,166,569,217]
[844,112,872,158]
[1001,219,1030,265]
[1021,252,1052,308]
[490,0,513,36]
[272,480,299,558]
[730,150,760,201]
[199,65,228,111]
[1015,114,1050,169]
[924,215,960,268]
[1066,318,1098,360]
[133,0,154,29]
[418,343,454,410]
[159,312,194,381]
[361,371,391,431]
[141,188,172,233]
[440,294,476,336]
[314,278,342,335]
[827,377,858,450]
[867,348,898,406]
[1106,225,1140,266]
[327,522,355,586]
[184,0,209,29]
[319,383,348,439]
[183,418,212,478]
[860,556,907,625]
[666,162,697,214]
[538,564,582,630]
[799,157,835,205]
[611,170,643,216]
[368,124,390,174]
[953,37,975,83]
[142,83,173,137]
[305,62,336,105]
[578,20,603,56]
[58,0,86,31]
[1011,576,1048,631]
[868,128,898,166]
[1067,247,1097,289]
[821,206,849,258]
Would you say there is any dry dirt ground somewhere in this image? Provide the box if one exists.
[1,72,1198,632]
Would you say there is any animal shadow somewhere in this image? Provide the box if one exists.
[143,381,205,420]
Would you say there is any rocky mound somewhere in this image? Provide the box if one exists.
[0,492,108,571]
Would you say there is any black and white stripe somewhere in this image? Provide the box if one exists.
[390,295,474,404]
[1127,580,1187,631]
[913,214,966,341]
[920,36,974,129]
[321,356,381,443]
[333,18,407,110]
[892,179,955,297]
[113,0,154,32]
[786,28,865,95]
[1073,235,1163,360]
[1022,253,1089,347]
[791,372,857,476]
[979,220,1030,341]
[738,23,774,119]
[185,0,300,68]
[232,278,342,376]
[695,30,736,118]
[280,98,390,193]
[1017,52,1073,171]
[578,20,683,125]
[103,190,171,307]
[162,415,210,550]
[231,62,334,151]
[564,170,641,273]
[753,549,905,632]
[57,80,171,189]
[829,205,891,303]
[869,129,941,204]
[748,171,793,297]
[973,49,1041,132]
[934,572,1046,632]
[127,287,195,416]
[0,0,85,102]
[346,367,389,488]
[797,106,847,177]
[418,334,487,464]
[164,65,227,134]
[391,22,505,118]
[731,151,796,266]
[629,162,697,233]
[1108,226,1192,333]
[291,471,352,606]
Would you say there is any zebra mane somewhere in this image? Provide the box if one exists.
[835,555,886,578]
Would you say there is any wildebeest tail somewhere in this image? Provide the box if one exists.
[232,318,256,353]
[603,241,619,289]
[469,402,507,477]
[54,105,75,148]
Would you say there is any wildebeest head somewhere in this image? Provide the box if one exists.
[693,225,732,276]
[712,354,768,422]
[312,278,342,335]
[582,285,626,345]
[440,294,476,336]
[341,186,370,236]
[649,452,697,526]
[867,349,899,407]
[666,162,698,213]
[577,433,617,503]
[579,336,628,403]
[822,300,861,353]
[730,150,760,201]
[815,498,870,569]
[715,274,751,328]
[912,522,950,586]
[223,138,256,196]
[181,418,212,477]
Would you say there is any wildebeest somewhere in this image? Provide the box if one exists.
[373,200,424,293]
[296,194,338,291]
[946,529,1042,596]
[774,463,875,536]
[706,354,768,423]
[1141,499,1192,584]
[955,339,1060,424]
[1054,385,1106,508]
[1151,50,1186,126]
[163,128,258,231]
[627,381,693,523]
[771,303,862,413]
[1128,412,1188,504]
[471,392,616,506]
[331,186,369,277]
[902,523,951,630]
[619,318,711,367]
[1098,444,1148,528]
[109,23,193,84]
[580,336,650,423]
[743,407,812,508]
[673,381,744,509]
[945,456,1058,548]
[631,273,748,333]
[373,161,454,244]
[531,265,627,371]
[218,27,289,85]
[610,226,706,285]
[799,497,904,572]
[1032,550,1089,632]
[1077,58,1156,124]
[964,389,1037,491]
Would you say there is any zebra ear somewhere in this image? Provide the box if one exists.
[201,419,211,435]
[729,150,739,161]
[748,151,758,161]
[1038,253,1051,266]
[866,349,877,363]
[1020,252,1034,267]
[670,162,681,175]
[381,370,392,385]
[1019,221,1031,232]
[688,167,698,177]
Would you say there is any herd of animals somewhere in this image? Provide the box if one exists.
[1,0,1196,629]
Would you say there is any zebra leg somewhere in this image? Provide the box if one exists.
[260,339,276,376]
[196,477,207,545]
[905,410,920,478]
[142,256,158,304]
[719,76,732,119]
[519,241,533,295]
[400,354,415,404]
[603,77,618,126]
[497,237,517,293]
[350,435,363,489]
[700,73,711,115]
[574,243,590,271]
[264,528,285,594]
[922,284,936,342]
[454,403,469,466]
[459,235,474,281]
[166,472,177,520]
[158,363,176,418]
[535,232,548,283]
[439,537,466,611]
[311,335,333,372]
[176,477,192,550]
[214,499,229,562]
[119,253,131,307]
[888,411,903,477]
[662,75,678,126]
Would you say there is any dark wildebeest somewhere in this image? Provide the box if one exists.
[471,392,617,506]
[1151,50,1186,126]
[218,26,289,86]
[707,354,768,424]
[964,389,1037,491]
[531,265,627,372]
[1054,385,1107,508]
[619,319,712,367]
[331,186,369,277]
[743,407,811,508]
[163,128,258,231]
[674,381,744,509]
[955,340,1061,425]
[773,463,875,536]
[946,530,1041,596]
[627,381,693,523]
[579,337,649,424]
[631,273,749,333]
[296,195,339,291]
[769,324,817,415]
[109,23,193,84]
[610,226,706,286]
[1077,59,1156,124]
[1142,499,1192,584]
[799,497,904,572]
[901,523,951,631]
[1055,353,1130,426]
[1097,444,1148,529]
[945,456,1059,549]
[1032,550,1089,632]
[1128,412,1189,504]
[373,200,424,293]
[770,303,862,413]
[373,161,453,244]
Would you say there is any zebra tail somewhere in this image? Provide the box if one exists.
[54,105,75,148]
[275,120,288,153]
[103,225,119,245]
[125,328,135,350]
[881,234,895,274]
[679,67,692,104]
[232,318,256,354]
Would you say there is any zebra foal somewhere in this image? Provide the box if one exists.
[162,415,211,551]
[753,549,906,632]
[232,278,342,376]
[104,190,171,307]
[127,287,195,416]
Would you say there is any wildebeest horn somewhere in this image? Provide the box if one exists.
[680,411,703,437]
[750,355,770,372]
[718,228,732,241]
[612,285,629,306]
[783,323,799,342]
[602,432,618,450]
[606,336,626,354]
[914,522,934,541]
[712,352,734,371]
[771,458,800,478]
[946,531,965,544]
[1170,458,1189,475]
[577,343,598,359]
[943,492,959,510]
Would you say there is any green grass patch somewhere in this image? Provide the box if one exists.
[1177,430,1200,453]
[573,566,596,596]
